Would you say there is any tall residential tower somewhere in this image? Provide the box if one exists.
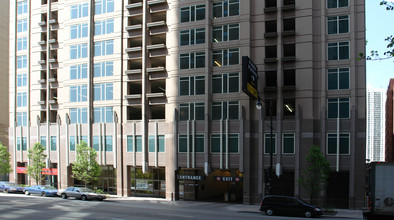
[9,0,366,208]
[367,87,385,162]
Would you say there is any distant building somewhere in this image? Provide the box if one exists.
[386,79,394,161]
[367,88,386,162]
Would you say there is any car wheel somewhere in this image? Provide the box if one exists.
[266,208,274,216]
[42,192,47,197]
[81,195,87,201]
[25,191,30,195]
[305,211,312,218]
[5,189,9,194]
[61,193,67,199]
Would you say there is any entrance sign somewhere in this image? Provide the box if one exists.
[242,56,258,99]
[177,175,204,181]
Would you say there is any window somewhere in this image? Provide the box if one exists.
[212,48,239,66]
[70,85,88,102]
[17,74,27,87]
[95,19,114,36]
[181,5,205,23]
[213,0,239,19]
[127,136,133,152]
[327,98,350,118]
[50,136,57,151]
[40,136,46,150]
[95,40,114,56]
[180,28,205,46]
[94,61,114,77]
[283,99,295,116]
[264,133,276,154]
[179,103,205,121]
[70,108,88,124]
[80,136,88,145]
[211,134,239,153]
[70,23,88,39]
[94,106,113,123]
[17,37,27,51]
[148,135,165,153]
[17,137,27,151]
[17,19,27,32]
[94,83,113,101]
[327,0,348,8]
[93,136,100,151]
[180,76,205,96]
[70,136,76,151]
[95,0,114,15]
[212,73,239,94]
[212,101,239,120]
[212,24,239,43]
[327,133,350,154]
[70,44,88,59]
[328,42,349,60]
[265,71,277,87]
[283,134,295,154]
[70,64,88,79]
[17,112,27,127]
[180,52,205,69]
[71,3,89,19]
[18,1,28,15]
[328,68,349,90]
[17,56,27,69]
[105,135,112,151]
[179,135,204,153]
[17,92,27,107]
[327,15,349,34]
[283,69,296,86]
[135,135,142,152]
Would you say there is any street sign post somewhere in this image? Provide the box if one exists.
[242,56,258,99]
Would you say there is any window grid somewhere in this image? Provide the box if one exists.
[17,112,27,127]
[180,52,205,69]
[212,24,239,42]
[17,74,27,87]
[17,55,27,69]
[213,0,239,19]
[17,92,27,107]
[327,0,349,9]
[95,0,114,15]
[179,76,205,96]
[328,42,349,60]
[179,103,205,121]
[70,108,88,124]
[70,85,88,102]
[264,133,277,154]
[70,44,88,59]
[17,37,27,51]
[94,40,114,57]
[70,23,88,39]
[94,61,114,77]
[212,73,239,94]
[17,19,27,33]
[17,1,28,15]
[327,68,350,90]
[178,134,205,153]
[180,28,205,46]
[181,4,205,23]
[211,134,239,153]
[327,133,350,155]
[71,3,89,19]
[212,48,240,66]
[212,101,239,120]
[70,64,88,80]
[95,19,114,36]
[327,97,350,119]
[94,106,113,123]
[94,83,114,101]
[327,15,349,34]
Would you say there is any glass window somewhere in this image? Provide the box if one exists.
[40,136,46,150]
[94,107,113,123]
[17,74,27,87]
[70,23,88,39]
[283,134,295,154]
[127,135,133,152]
[213,48,239,66]
[327,98,350,119]
[70,64,88,79]
[328,68,349,90]
[211,134,239,153]
[181,4,205,23]
[179,76,205,96]
[136,135,142,152]
[105,135,112,151]
[180,52,205,69]
[94,61,113,77]
[94,83,113,101]
[149,135,156,152]
[17,137,27,151]
[93,136,100,151]
[327,133,350,154]
[17,56,27,69]
[179,103,205,121]
[212,73,239,94]
[50,136,57,151]
[71,3,89,19]
[95,40,114,56]
[17,19,27,33]
[95,19,114,36]
[70,85,88,102]
[18,1,28,15]
[179,135,204,153]
[179,28,205,46]
[17,92,27,107]
[327,15,349,34]
[328,42,349,60]
[212,24,239,42]
[70,108,88,124]
[17,112,27,127]
[212,101,239,120]
[327,0,348,9]
[264,133,276,154]
[213,0,239,19]
[95,0,114,15]
[70,136,76,151]
[70,44,88,59]
[17,37,27,51]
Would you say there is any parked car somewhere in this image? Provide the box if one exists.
[260,195,323,218]
[24,185,58,197]
[60,187,106,201]
[0,182,24,193]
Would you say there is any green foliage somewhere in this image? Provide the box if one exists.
[298,145,331,204]
[0,143,12,175]
[72,141,102,188]
[27,143,47,185]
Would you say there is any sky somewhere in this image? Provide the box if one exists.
[366,0,394,89]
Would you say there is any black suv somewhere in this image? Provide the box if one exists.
[260,195,323,218]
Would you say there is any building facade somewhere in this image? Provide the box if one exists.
[386,79,394,161]
[0,1,9,148]
[9,0,366,208]
[366,87,385,162]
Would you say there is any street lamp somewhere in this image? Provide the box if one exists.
[256,97,273,195]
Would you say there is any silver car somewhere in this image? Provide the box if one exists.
[60,187,106,201]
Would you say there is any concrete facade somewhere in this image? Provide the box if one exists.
[0,1,9,147]
[8,0,366,208]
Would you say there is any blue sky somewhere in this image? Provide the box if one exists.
[366,0,394,89]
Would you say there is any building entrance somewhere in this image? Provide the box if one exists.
[130,167,165,198]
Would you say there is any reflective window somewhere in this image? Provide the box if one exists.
[70,108,88,124]
[180,28,205,46]
[71,3,89,19]
[17,19,27,32]
[264,133,276,154]
[17,74,27,87]
[70,23,88,39]
[70,64,88,79]
[94,40,114,56]
[327,0,348,8]
[94,106,113,123]
[17,37,27,51]
[94,83,113,101]
[327,133,350,154]
[94,61,113,77]
[213,0,239,19]
[327,98,350,118]
[95,0,114,15]
[283,134,295,154]
[70,85,88,102]
[179,76,205,96]
[17,92,27,107]
[17,56,27,69]
[17,1,28,15]
[179,103,205,121]
[70,44,88,59]
[327,15,349,34]
[212,24,239,42]
[179,134,204,153]
[212,48,240,66]
[212,73,239,94]
[211,134,238,153]
[17,112,27,127]
[212,101,239,120]
[328,68,349,90]
[328,42,349,60]
[180,52,205,69]
[95,19,114,36]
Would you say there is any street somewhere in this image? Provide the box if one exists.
[0,194,362,220]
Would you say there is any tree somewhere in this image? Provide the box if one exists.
[0,143,12,176]
[27,143,47,185]
[298,145,331,204]
[72,141,102,188]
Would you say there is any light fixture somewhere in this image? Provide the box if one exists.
[256,98,262,110]
[214,61,222,66]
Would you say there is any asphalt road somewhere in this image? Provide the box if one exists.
[0,194,362,220]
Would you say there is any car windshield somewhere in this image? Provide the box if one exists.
[6,183,20,187]
[42,186,56,190]
[79,188,95,193]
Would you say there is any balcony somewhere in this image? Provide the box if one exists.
[125,69,142,75]
[126,2,142,9]
[125,46,142,53]
[38,79,46,84]
[282,0,295,10]
[38,60,46,65]
[48,39,57,44]
[38,21,46,26]
[147,21,166,28]
[148,0,166,6]
[147,44,166,50]
[126,24,142,31]
[147,66,166,73]
[48,19,57,24]
[38,41,46,46]
[38,100,46,105]
[48,99,57,105]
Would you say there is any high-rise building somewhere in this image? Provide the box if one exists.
[367,87,386,162]
[0,1,9,148]
[8,0,366,208]
[386,79,394,161]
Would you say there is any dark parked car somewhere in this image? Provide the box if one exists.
[60,187,106,201]
[0,182,24,193]
[260,195,323,218]
[24,185,58,197]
